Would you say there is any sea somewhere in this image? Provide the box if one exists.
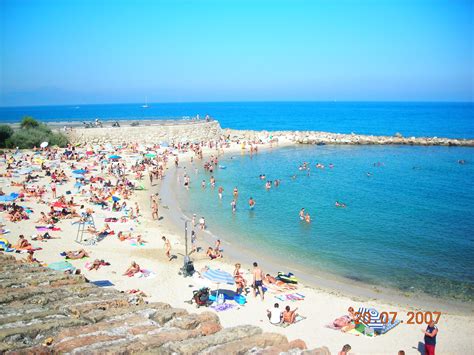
[1,101,473,301]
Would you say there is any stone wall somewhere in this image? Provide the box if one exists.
[64,120,222,146]
[0,254,330,354]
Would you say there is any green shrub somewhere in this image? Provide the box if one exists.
[0,125,14,148]
[5,116,69,149]
[20,116,40,129]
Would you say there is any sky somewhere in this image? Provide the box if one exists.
[0,0,473,106]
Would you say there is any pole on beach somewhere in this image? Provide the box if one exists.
[184,220,188,256]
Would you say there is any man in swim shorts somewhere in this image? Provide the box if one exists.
[253,262,265,300]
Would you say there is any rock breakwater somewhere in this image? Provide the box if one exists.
[0,253,328,354]
[225,129,474,147]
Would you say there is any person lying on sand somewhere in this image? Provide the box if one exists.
[123,261,140,277]
[87,259,110,271]
[63,249,89,260]
[264,274,297,290]
[31,232,54,241]
[282,305,299,324]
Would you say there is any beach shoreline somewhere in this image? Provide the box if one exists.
[160,144,474,315]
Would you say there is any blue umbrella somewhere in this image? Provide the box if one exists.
[357,307,400,335]
[202,268,235,304]
[0,193,19,202]
[72,169,87,174]
[203,268,235,284]
[112,196,120,202]
[109,155,121,160]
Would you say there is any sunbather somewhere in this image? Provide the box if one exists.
[64,249,89,259]
[123,261,140,277]
[13,235,32,250]
[264,274,297,290]
[87,259,110,270]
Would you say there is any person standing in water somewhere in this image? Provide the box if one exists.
[249,197,255,210]
[305,213,311,223]
[231,199,237,213]
[233,187,239,199]
[218,186,223,199]
[299,208,305,221]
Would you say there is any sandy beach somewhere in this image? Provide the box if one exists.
[1,138,473,354]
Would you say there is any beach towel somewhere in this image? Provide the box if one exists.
[274,293,305,302]
[211,303,236,312]
[272,315,307,328]
[36,226,61,232]
[137,269,156,278]
[91,280,115,287]
[47,261,76,272]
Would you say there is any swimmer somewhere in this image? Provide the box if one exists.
[249,197,255,210]
[299,208,305,221]
[305,213,311,223]
[335,201,347,208]
[265,181,271,190]
[233,187,239,199]
[218,186,223,199]
[367,172,373,177]
[201,179,206,189]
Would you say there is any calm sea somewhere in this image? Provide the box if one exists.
[176,145,474,302]
[0,101,473,138]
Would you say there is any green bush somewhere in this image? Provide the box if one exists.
[5,116,69,149]
[20,116,40,129]
[0,125,14,148]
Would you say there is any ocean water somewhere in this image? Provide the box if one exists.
[175,145,474,302]
[1,101,473,138]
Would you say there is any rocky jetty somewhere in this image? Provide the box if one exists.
[0,253,329,354]
[225,129,474,147]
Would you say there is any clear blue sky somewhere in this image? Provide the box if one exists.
[0,0,472,106]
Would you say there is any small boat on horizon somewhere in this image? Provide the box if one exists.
[142,96,149,108]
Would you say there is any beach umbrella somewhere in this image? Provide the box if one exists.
[17,168,33,175]
[108,155,121,160]
[202,268,234,303]
[72,169,87,174]
[357,307,400,335]
[40,141,49,148]
[111,196,121,202]
[0,193,18,202]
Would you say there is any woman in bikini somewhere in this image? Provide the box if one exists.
[233,263,248,294]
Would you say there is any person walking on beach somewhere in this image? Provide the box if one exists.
[422,321,438,355]
[51,181,57,199]
[252,262,264,300]
[162,236,172,261]
[151,198,159,220]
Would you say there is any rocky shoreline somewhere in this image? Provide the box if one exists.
[0,253,325,354]
[225,129,474,147]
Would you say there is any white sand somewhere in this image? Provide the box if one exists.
[1,139,473,354]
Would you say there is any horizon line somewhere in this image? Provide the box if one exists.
[1,99,473,109]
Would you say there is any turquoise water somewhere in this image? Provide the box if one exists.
[176,145,474,301]
[1,101,473,138]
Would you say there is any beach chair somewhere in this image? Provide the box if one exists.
[357,307,400,335]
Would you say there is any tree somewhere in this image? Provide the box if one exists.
[0,125,14,148]
[20,116,40,129]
